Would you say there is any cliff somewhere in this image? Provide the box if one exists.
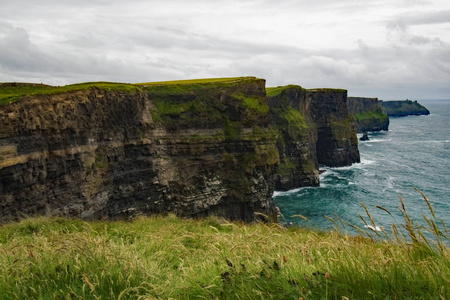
[267,86,360,191]
[267,86,319,190]
[347,97,389,133]
[379,100,430,117]
[0,78,279,223]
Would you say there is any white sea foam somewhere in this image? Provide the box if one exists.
[273,187,303,197]
[366,138,391,143]
[360,159,375,165]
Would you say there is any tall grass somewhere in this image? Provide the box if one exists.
[0,191,448,299]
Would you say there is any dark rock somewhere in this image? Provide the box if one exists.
[359,132,369,141]
[347,97,389,133]
[379,100,430,117]
[308,89,360,167]
[0,78,279,223]
[267,86,319,191]
[267,86,360,191]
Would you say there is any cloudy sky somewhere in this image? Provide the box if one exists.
[1,0,449,99]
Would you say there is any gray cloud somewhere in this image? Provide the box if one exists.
[0,0,449,99]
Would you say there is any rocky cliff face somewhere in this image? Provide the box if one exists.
[347,97,389,133]
[0,78,279,223]
[308,89,360,167]
[379,100,430,117]
[268,86,360,191]
[267,86,319,191]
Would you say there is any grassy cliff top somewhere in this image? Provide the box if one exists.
[266,85,303,97]
[137,76,259,86]
[0,82,138,106]
[307,88,347,93]
[0,77,261,106]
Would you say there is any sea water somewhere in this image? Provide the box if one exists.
[273,100,450,233]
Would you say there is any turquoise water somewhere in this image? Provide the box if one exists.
[273,100,450,232]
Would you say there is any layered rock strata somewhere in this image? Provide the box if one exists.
[347,97,389,133]
[268,86,360,191]
[308,89,360,167]
[267,86,319,191]
[0,78,279,223]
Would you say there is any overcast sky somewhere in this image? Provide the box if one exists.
[1,0,449,99]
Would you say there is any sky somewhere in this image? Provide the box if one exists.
[1,0,449,99]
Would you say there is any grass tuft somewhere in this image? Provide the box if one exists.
[0,191,448,299]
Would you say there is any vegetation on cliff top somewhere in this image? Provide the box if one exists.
[266,85,302,97]
[137,77,255,86]
[0,192,448,299]
[353,109,389,123]
[380,100,430,117]
[0,82,140,106]
[0,77,260,106]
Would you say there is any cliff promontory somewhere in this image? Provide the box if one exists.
[0,78,363,222]
[379,100,430,117]
[267,86,360,191]
[0,78,279,222]
[347,97,389,133]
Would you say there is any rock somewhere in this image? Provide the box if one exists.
[347,97,389,133]
[267,86,360,191]
[0,78,279,223]
[267,85,319,191]
[379,100,430,117]
[308,88,360,167]
[359,132,369,141]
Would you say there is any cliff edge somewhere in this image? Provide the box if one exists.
[347,97,389,133]
[379,100,430,117]
[267,86,360,191]
[0,78,279,222]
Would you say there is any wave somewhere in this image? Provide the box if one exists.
[323,159,375,172]
[273,187,303,197]
[366,138,391,143]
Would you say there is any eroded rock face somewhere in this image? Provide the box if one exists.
[308,89,360,167]
[268,86,319,191]
[0,78,279,222]
[267,86,360,191]
[347,97,389,133]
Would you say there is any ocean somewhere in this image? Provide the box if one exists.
[273,100,450,233]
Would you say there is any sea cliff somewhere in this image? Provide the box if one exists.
[0,78,278,222]
[347,97,389,133]
[379,100,430,117]
[268,86,360,191]
[0,78,361,222]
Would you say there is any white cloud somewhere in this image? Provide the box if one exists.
[0,0,449,99]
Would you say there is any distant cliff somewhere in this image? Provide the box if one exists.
[0,78,278,223]
[348,97,389,133]
[268,86,360,191]
[379,100,430,117]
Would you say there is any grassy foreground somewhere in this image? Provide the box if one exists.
[0,197,449,300]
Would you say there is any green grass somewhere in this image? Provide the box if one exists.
[232,92,269,115]
[353,109,389,123]
[275,106,308,134]
[307,88,347,93]
[0,191,448,299]
[0,78,257,107]
[266,85,302,97]
[277,157,296,176]
[137,77,254,86]
[0,82,140,106]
